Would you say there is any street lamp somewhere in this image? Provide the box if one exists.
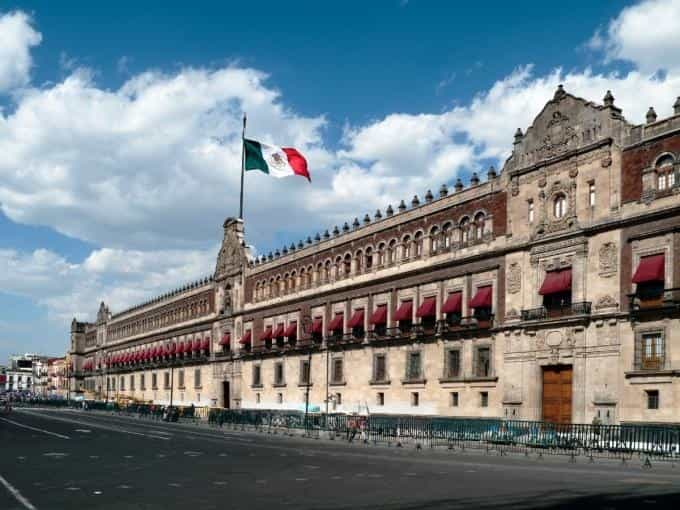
[300,316,313,427]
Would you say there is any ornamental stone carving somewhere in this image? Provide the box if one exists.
[507,263,522,294]
[595,295,619,310]
[598,242,618,276]
[215,218,247,281]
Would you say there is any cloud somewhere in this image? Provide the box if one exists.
[0,246,216,324]
[0,10,42,93]
[590,0,680,74]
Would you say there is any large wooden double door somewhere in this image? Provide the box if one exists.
[542,365,572,424]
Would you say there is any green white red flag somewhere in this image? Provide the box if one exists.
[244,138,311,182]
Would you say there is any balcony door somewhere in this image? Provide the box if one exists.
[222,381,230,409]
[542,365,572,424]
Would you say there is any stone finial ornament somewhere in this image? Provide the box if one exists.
[375,209,383,220]
[470,172,480,186]
[603,90,614,107]
[398,200,407,212]
[323,230,330,239]
[342,222,349,233]
[352,218,360,229]
[454,178,464,192]
[386,205,394,217]
[332,225,340,236]
[363,214,371,224]
[425,189,434,202]
[487,165,497,179]
[553,84,566,100]
[439,184,448,197]
[646,107,657,124]
[411,195,420,207]
[514,128,523,144]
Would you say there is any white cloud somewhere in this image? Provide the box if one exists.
[0,246,216,324]
[0,11,41,93]
[591,0,680,74]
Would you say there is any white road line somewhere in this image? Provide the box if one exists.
[0,417,70,439]
[0,474,38,510]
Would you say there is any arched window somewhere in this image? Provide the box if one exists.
[656,155,675,191]
[414,231,423,258]
[402,235,411,260]
[307,266,313,287]
[388,240,397,265]
[299,268,306,289]
[290,271,297,292]
[429,226,439,254]
[324,261,332,282]
[365,247,373,269]
[335,256,343,279]
[460,217,470,243]
[442,222,452,250]
[474,212,486,240]
[377,243,385,266]
[553,194,567,219]
[355,250,363,273]
[343,254,352,276]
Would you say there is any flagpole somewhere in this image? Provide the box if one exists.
[239,113,247,221]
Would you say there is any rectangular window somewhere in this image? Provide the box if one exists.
[373,354,387,382]
[300,360,310,384]
[528,200,534,223]
[331,358,344,383]
[446,349,461,378]
[475,347,491,377]
[588,181,596,207]
[277,392,283,404]
[335,393,342,405]
[194,369,201,389]
[255,393,261,404]
[647,390,659,410]
[406,352,422,380]
[376,392,385,406]
[164,372,170,389]
[274,362,285,385]
[411,392,419,407]
[480,391,489,408]
[178,370,185,389]
[669,172,676,188]
[120,376,125,391]
[640,333,665,370]
[451,392,459,407]
[252,365,262,386]
[130,375,135,391]
[140,374,145,390]
[151,373,157,389]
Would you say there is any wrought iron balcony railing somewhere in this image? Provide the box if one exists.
[521,302,591,321]
[628,288,680,314]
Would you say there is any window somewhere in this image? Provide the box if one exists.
[480,391,489,408]
[331,358,344,384]
[120,376,125,391]
[646,390,659,410]
[402,235,411,259]
[553,194,567,219]
[442,223,451,249]
[274,362,285,385]
[140,374,145,390]
[474,212,485,240]
[406,351,422,381]
[335,393,342,405]
[300,360,310,385]
[277,393,283,404]
[445,349,461,378]
[164,372,170,389]
[152,373,157,389]
[475,347,491,377]
[411,392,419,407]
[373,354,387,382]
[130,375,135,391]
[639,332,665,370]
[451,392,459,407]
[414,232,423,258]
[588,181,596,207]
[252,365,261,386]
[365,248,373,269]
[460,217,470,243]
[194,369,201,388]
[376,392,385,406]
[255,393,261,404]
[178,370,185,389]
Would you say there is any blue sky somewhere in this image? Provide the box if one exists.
[1,0,680,361]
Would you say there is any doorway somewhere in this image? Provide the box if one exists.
[542,365,572,424]
[222,381,230,409]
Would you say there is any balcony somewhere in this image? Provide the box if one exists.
[629,288,680,318]
[521,302,591,321]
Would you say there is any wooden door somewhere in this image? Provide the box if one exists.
[222,381,230,409]
[542,366,572,424]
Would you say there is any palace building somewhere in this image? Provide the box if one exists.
[69,86,680,425]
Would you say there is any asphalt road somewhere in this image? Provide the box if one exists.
[1,409,680,509]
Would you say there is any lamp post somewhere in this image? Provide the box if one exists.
[300,316,313,428]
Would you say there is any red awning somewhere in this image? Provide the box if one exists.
[347,309,365,328]
[538,269,572,296]
[219,334,230,346]
[327,313,344,332]
[260,327,273,342]
[283,323,297,337]
[393,301,413,321]
[272,323,285,338]
[370,305,387,325]
[201,338,210,351]
[239,330,252,345]
[416,297,436,318]
[193,339,201,351]
[311,318,323,334]
[632,254,665,284]
[177,342,185,354]
[470,286,493,308]
[441,292,462,314]
[169,342,176,354]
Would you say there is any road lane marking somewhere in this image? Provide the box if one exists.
[0,474,38,510]
[43,453,68,458]
[0,417,70,439]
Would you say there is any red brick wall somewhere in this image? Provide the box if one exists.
[622,132,680,204]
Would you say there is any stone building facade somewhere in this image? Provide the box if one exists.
[69,88,680,425]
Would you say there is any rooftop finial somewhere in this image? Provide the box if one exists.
[646,106,657,124]
[439,184,448,197]
[674,97,680,115]
[514,128,523,144]
[603,90,614,107]
[554,84,566,100]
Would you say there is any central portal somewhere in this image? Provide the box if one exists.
[542,365,572,424]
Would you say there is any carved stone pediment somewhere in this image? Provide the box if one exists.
[215,218,247,281]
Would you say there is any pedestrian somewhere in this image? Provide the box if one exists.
[348,417,358,443]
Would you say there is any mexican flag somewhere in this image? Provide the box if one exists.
[244,139,311,182]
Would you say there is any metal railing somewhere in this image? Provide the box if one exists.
[629,288,680,313]
[521,302,591,321]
